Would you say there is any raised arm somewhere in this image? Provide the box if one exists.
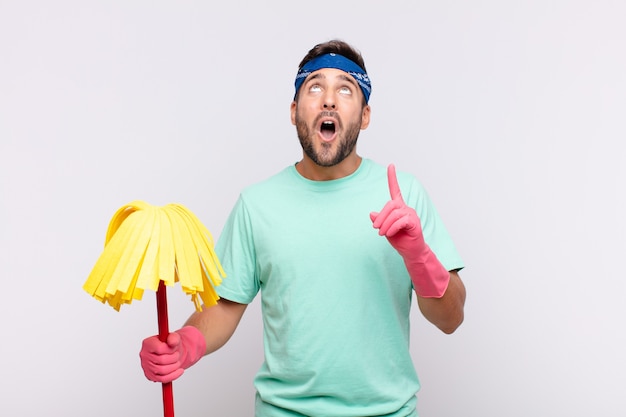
[370,164,465,334]
[417,270,465,334]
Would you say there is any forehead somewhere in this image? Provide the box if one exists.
[304,68,357,85]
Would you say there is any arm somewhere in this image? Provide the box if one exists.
[184,298,248,355]
[371,164,466,334]
[140,298,247,382]
[417,270,466,334]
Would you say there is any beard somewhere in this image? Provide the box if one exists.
[295,111,362,167]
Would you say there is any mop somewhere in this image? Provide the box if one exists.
[83,200,225,417]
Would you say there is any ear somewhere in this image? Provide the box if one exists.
[360,105,371,130]
[290,101,297,125]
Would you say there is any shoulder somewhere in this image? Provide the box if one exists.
[240,165,296,198]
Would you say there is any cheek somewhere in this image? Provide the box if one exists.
[294,103,319,124]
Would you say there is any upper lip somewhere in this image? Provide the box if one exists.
[318,115,338,130]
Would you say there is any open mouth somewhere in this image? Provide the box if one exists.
[320,120,336,141]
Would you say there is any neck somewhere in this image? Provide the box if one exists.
[296,154,362,181]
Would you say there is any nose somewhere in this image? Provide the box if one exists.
[323,92,336,110]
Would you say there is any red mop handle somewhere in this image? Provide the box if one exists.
[157,280,175,417]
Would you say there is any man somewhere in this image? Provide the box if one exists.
[140,39,466,417]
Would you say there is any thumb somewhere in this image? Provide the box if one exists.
[369,211,379,223]
[165,332,182,349]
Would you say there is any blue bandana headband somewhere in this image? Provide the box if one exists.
[294,53,372,103]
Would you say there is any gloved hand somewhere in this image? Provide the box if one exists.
[139,325,206,383]
[370,164,450,298]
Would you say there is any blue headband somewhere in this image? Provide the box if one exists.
[294,53,372,103]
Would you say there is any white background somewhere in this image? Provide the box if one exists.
[1,1,625,416]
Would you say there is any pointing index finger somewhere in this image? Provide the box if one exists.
[387,164,403,202]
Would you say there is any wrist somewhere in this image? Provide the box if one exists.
[178,326,207,370]
[405,246,450,298]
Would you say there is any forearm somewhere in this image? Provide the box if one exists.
[417,270,466,334]
[184,298,247,355]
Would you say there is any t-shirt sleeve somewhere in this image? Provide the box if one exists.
[214,195,260,304]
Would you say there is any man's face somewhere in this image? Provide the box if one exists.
[291,68,370,167]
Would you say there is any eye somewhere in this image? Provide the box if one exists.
[339,86,352,95]
[309,84,322,93]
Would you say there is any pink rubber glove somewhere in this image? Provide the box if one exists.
[370,164,450,298]
[139,325,206,383]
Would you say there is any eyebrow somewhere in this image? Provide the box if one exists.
[307,72,358,88]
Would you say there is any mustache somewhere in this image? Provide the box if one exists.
[314,111,342,128]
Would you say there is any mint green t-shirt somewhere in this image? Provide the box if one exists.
[215,159,464,417]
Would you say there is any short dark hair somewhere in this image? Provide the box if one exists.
[298,39,367,73]
[295,39,369,106]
